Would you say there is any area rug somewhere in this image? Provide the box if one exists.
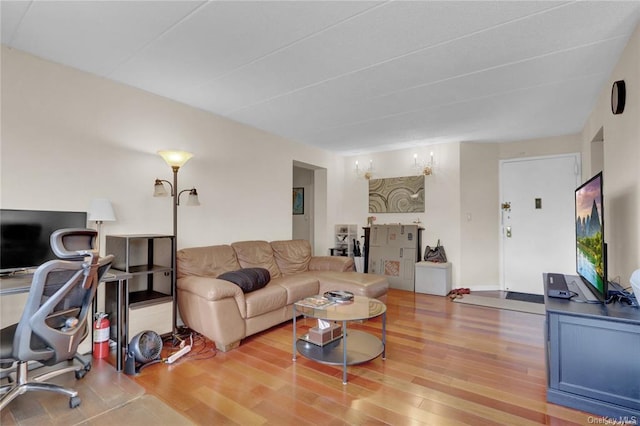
[83,394,194,426]
[453,294,546,315]
[0,358,193,426]
[505,291,545,304]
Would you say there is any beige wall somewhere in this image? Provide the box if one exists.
[2,22,638,291]
[342,133,581,290]
[458,134,581,289]
[459,142,500,288]
[457,24,640,289]
[581,23,640,286]
[343,143,461,283]
[498,134,581,159]
[0,46,341,257]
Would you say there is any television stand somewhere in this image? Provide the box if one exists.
[544,273,640,418]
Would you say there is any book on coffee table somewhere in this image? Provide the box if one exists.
[296,296,335,309]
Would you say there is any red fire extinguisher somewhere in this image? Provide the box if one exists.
[93,313,110,359]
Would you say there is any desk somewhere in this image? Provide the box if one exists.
[0,274,34,334]
[0,273,33,295]
[0,270,131,372]
[329,247,347,256]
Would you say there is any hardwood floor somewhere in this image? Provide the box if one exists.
[133,289,594,425]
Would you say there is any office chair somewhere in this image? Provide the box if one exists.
[0,228,114,410]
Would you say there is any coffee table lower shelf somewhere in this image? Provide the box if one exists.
[296,330,384,367]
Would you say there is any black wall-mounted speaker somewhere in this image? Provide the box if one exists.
[611,80,626,115]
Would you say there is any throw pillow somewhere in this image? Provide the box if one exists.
[217,267,271,293]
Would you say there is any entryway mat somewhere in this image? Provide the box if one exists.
[505,291,545,304]
[453,294,546,315]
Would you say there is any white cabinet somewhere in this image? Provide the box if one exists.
[334,224,358,256]
[415,261,452,296]
[368,225,423,291]
[545,274,640,418]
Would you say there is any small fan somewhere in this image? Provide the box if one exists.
[124,330,163,375]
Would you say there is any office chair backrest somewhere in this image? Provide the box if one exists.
[12,228,114,365]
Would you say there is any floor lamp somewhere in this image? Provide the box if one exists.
[154,150,200,338]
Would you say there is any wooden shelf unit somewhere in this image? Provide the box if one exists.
[105,234,175,339]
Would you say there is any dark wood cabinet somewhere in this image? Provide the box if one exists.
[544,274,640,419]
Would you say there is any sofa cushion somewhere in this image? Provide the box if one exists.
[309,256,355,272]
[269,274,319,304]
[231,241,282,279]
[270,240,312,275]
[244,284,288,318]
[217,268,271,293]
[312,271,389,299]
[177,245,240,279]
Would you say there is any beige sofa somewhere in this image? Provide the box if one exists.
[176,239,388,351]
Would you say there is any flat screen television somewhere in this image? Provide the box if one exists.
[575,172,607,302]
[0,209,87,274]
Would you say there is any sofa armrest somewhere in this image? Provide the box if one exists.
[309,256,355,272]
[176,276,246,351]
[177,276,244,301]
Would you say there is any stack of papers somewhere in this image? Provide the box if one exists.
[296,296,334,309]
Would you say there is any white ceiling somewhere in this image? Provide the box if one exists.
[2,1,639,155]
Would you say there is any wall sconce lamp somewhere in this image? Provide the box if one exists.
[355,159,374,180]
[154,149,200,337]
[413,152,434,176]
[87,198,116,253]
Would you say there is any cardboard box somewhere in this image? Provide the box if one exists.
[307,323,342,345]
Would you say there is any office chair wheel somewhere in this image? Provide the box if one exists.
[74,359,91,379]
[69,395,81,408]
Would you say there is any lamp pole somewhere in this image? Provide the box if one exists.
[156,150,196,340]
[171,165,179,337]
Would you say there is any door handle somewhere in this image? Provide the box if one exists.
[506,226,512,238]
[501,201,511,225]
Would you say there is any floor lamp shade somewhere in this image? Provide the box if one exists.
[158,150,193,169]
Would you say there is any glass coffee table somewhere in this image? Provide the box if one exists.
[292,295,386,384]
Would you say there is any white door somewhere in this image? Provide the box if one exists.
[500,154,581,294]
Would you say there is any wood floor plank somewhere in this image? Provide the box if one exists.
[192,385,268,425]
[134,289,599,425]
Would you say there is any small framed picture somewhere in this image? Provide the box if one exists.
[293,187,304,215]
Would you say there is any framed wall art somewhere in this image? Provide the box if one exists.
[368,176,424,213]
[293,187,304,215]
